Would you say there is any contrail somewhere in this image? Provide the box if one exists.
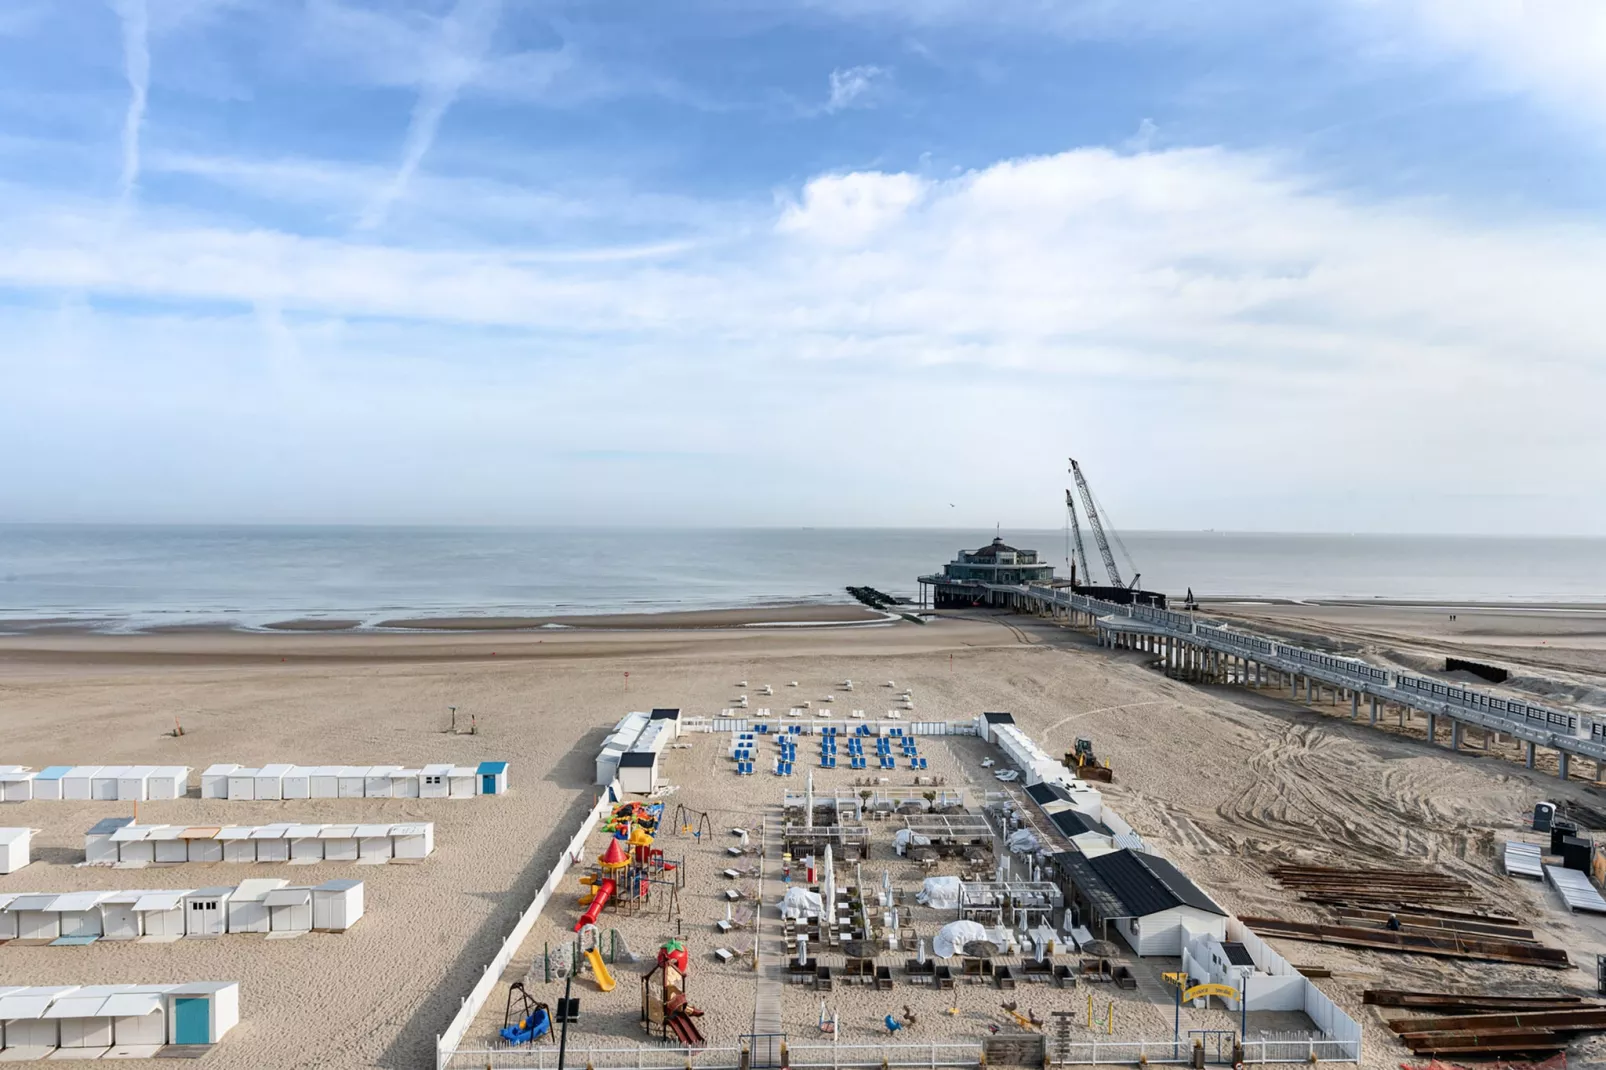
[359,0,502,231]
[111,0,150,206]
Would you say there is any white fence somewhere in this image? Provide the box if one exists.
[435,786,616,1070]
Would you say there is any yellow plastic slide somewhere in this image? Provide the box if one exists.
[584,947,616,992]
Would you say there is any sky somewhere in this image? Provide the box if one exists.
[2,0,1605,533]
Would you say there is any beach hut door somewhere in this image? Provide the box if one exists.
[174,997,209,1044]
[482,773,496,794]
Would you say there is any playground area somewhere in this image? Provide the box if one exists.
[459,719,1310,1062]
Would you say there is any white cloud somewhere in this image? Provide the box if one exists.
[110,0,150,205]
[357,0,504,231]
[4,144,1606,526]
[1346,0,1606,135]
[825,64,888,112]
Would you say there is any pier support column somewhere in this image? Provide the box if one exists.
[1451,721,1462,751]
[1289,674,1297,698]
[1525,741,1536,769]
[1559,752,1571,781]
[1351,691,1359,719]
[1369,696,1378,725]
[1426,712,1436,744]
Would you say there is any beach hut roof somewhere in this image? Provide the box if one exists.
[50,891,111,912]
[316,879,362,892]
[100,992,163,1018]
[230,879,286,902]
[133,892,188,912]
[147,826,185,842]
[183,887,231,902]
[390,823,430,836]
[36,766,72,780]
[476,760,508,774]
[339,766,371,777]
[95,765,131,778]
[7,893,62,912]
[180,827,222,840]
[249,826,289,839]
[421,763,452,776]
[0,991,70,1019]
[202,764,238,776]
[66,766,103,777]
[285,824,325,838]
[354,824,391,837]
[262,887,311,907]
[0,770,35,782]
[216,827,256,841]
[168,982,236,997]
[258,763,294,776]
[151,765,188,777]
[449,766,475,777]
[101,890,148,906]
[86,816,134,838]
[121,765,157,778]
[44,994,115,1018]
[366,765,401,776]
[0,828,30,846]
[317,825,359,839]
[109,825,156,842]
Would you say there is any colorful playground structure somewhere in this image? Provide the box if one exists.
[573,801,682,944]
[640,940,706,1048]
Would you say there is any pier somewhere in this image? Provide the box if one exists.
[954,582,1606,782]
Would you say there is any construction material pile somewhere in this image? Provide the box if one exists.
[1366,989,1606,1057]
[1240,865,1570,969]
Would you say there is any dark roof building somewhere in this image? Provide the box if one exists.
[1049,848,1229,956]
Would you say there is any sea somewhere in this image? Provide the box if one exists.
[1,525,1604,632]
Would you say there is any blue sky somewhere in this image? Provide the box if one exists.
[2,0,1605,532]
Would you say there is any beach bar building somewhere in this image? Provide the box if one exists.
[0,828,30,874]
[1049,848,1228,955]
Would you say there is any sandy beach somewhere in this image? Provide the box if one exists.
[1,608,1604,1068]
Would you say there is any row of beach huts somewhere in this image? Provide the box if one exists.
[85,817,434,865]
[0,761,509,802]
[0,877,364,942]
[0,983,237,1054]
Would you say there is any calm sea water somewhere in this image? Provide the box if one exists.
[1,526,1603,631]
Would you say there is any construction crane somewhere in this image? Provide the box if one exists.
[1064,489,1091,587]
[1069,458,1123,587]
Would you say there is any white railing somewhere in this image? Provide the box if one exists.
[435,786,617,1069]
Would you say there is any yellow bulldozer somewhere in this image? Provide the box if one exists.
[1064,738,1114,783]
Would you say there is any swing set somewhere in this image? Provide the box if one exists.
[674,804,713,843]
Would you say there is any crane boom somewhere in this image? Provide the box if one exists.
[1069,458,1123,587]
[1064,489,1091,588]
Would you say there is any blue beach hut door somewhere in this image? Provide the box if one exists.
[174,997,209,1044]
[481,774,496,794]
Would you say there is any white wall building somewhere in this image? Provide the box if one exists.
[0,828,30,874]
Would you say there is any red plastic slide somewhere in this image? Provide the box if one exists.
[574,878,615,931]
[667,1012,706,1048]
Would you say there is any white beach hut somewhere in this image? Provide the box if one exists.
[265,886,312,932]
[183,880,232,931]
[163,982,239,1045]
[309,766,341,799]
[218,827,257,864]
[476,760,509,795]
[252,825,292,863]
[280,766,311,799]
[99,891,145,941]
[150,826,189,865]
[148,766,189,800]
[0,828,30,874]
[226,768,258,801]
[318,825,360,862]
[55,891,110,938]
[312,879,365,931]
[225,879,285,933]
[0,769,35,803]
[29,766,70,800]
[91,766,130,801]
[355,824,393,861]
[107,986,170,1048]
[390,768,421,798]
[254,763,292,801]
[390,823,434,860]
[47,985,124,1049]
[62,766,101,801]
[85,816,134,866]
[337,766,369,798]
[140,891,192,938]
[110,824,155,866]
[183,827,223,863]
[287,824,325,863]
[0,896,18,939]
[117,766,156,801]
[364,765,399,798]
[448,767,477,799]
[0,986,75,1050]
[10,893,62,940]
[200,764,237,800]
[420,764,451,799]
